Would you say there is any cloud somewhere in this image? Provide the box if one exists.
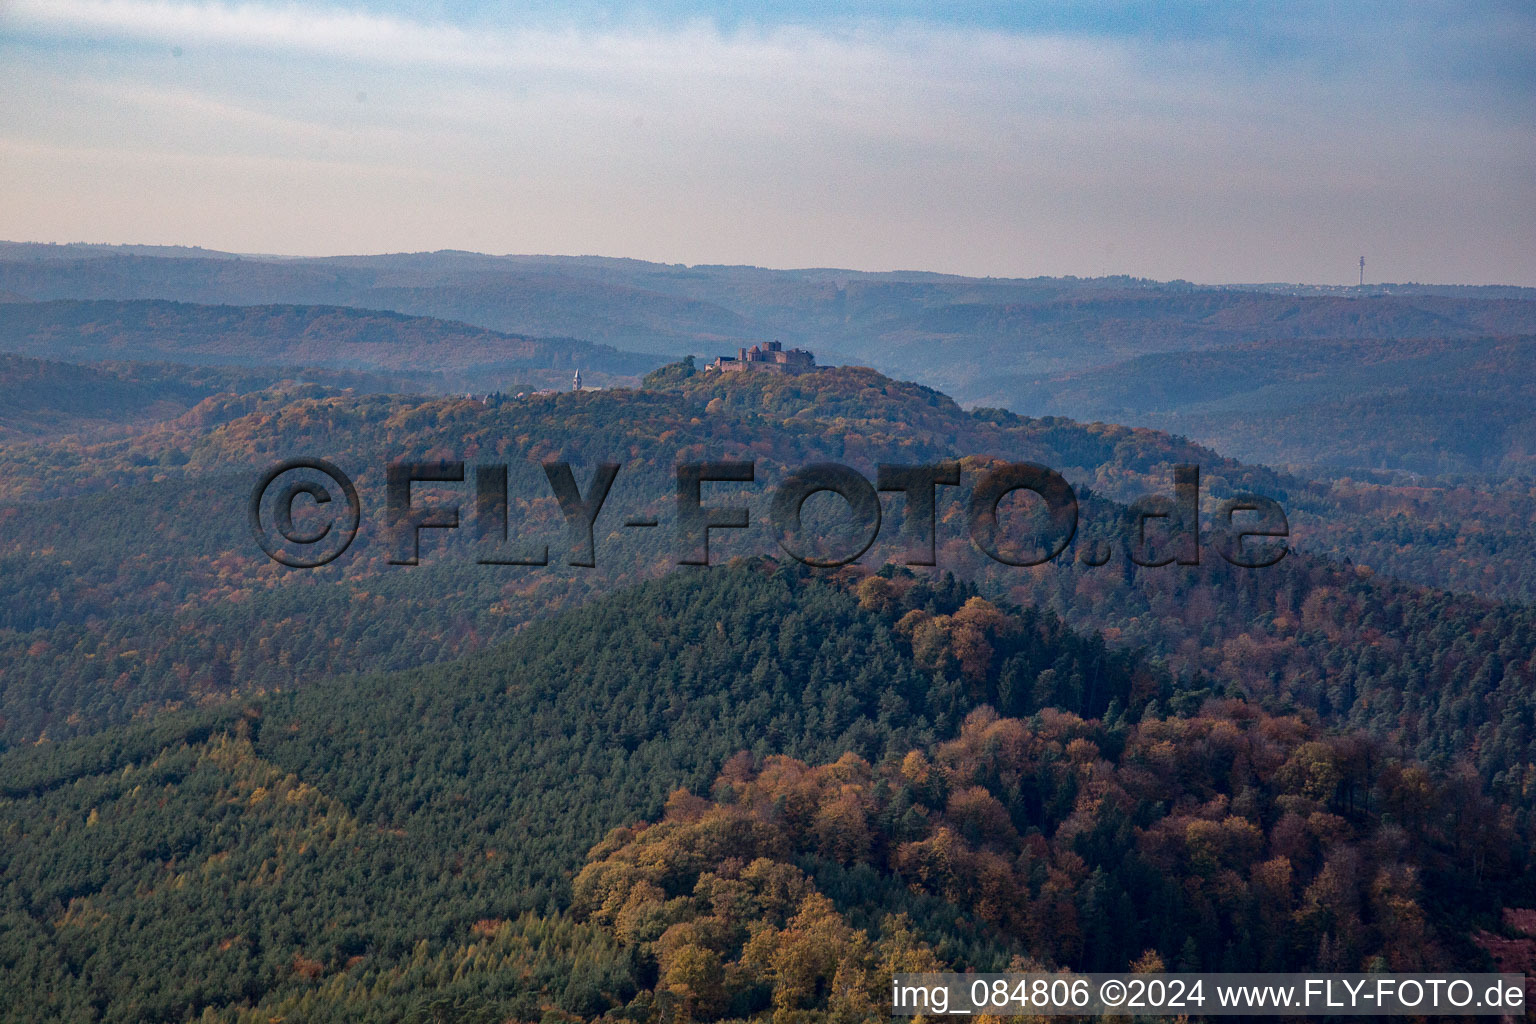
[0,0,1530,282]
[3,0,1137,97]
[4,0,1163,153]
[5,0,494,66]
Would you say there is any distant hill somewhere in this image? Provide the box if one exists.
[0,241,247,261]
[0,355,275,441]
[861,290,1536,398]
[0,252,759,356]
[1227,281,1536,299]
[0,299,664,384]
[2,246,1531,379]
[0,354,435,441]
[9,246,1530,481]
[987,334,1536,476]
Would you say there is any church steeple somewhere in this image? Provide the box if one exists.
[572,369,582,391]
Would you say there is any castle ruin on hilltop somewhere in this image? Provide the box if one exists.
[707,340,816,374]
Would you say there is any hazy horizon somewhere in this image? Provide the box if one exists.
[8,238,1536,292]
[3,1,1533,286]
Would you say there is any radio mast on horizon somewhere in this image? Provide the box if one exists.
[1359,256,1365,288]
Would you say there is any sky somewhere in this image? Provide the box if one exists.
[1,0,1532,284]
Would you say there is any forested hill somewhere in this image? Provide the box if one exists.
[5,246,1533,484]
[0,354,251,442]
[0,294,1533,1018]
[0,354,433,441]
[0,564,1152,1020]
[0,299,664,383]
[3,363,1536,809]
[0,564,1524,1022]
